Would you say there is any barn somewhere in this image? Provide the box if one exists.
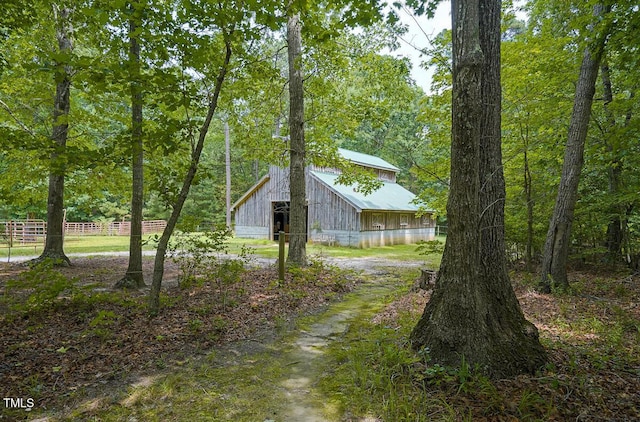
[232,148,435,247]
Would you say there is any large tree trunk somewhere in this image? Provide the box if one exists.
[539,4,609,293]
[411,0,546,379]
[148,40,232,316]
[117,1,145,289]
[476,0,546,375]
[38,4,73,266]
[286,13,307,267]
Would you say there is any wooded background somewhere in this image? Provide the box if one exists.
[0,0,638,270]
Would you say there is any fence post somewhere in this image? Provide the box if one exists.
[278,231,285,282]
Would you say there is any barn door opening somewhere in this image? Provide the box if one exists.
[273,201,289,241]
[272,201,308,242]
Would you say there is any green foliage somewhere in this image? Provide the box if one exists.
[415,239,445,256]
[3,259,77,318]
[165,225,234,288]
[162,225,255,309]
[87,309,120,340]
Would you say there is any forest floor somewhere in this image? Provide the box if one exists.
[0,255,639,421]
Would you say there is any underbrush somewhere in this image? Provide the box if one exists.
[320,271,640,421]
[0,255,358,421]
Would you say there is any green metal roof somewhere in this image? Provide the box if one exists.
[311,171,419,212]
[338,148,400,172]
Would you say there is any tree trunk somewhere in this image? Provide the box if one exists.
[476,0,546,375]
[524,142,534,272]
[286,13,307,267]
[117,1,145,289]
[600,63,624,263]
[148,40,232,316]
[225,120,232,228]
[411,0,546,379]
[38,4,73,266]
[539,4,609,293]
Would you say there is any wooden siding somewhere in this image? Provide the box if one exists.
[360,211,433,231]
[309,164,341,175]
[308,176,360,232]
[375,168,396,183]
[267,165,291,202]
[354,164,397,183]
[234,180,270,229]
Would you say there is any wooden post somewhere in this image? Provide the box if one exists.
[279,231,285,282]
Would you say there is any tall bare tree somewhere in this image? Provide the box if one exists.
[411,0,546,378]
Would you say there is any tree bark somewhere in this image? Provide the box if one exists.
[600,63,624,263]
[524,140,534,272]
[148,39,232,316]
[117,1,145,288]
[477,0,546,375]
[286,12,307,267]
[539,4,609,293]
[411,0,546,378]
[225,120,232,228]
[38,4,73,266]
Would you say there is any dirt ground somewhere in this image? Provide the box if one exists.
[0,255,360,417]
[1,256,639,421]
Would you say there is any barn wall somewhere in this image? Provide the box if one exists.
[360,211,434,231]
[235,226,270,239]
[358,227,435,248]
[309,229,362,247]
[375,168,396,183]
[267,165,291,202]
[235,180,272,229]
[308,177,360,232]
[309,227,436,248]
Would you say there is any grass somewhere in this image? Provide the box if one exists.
[228,235,445,266]
[62,268,418,422]
[0,235,157,259]
[63,349,289,422]
[318,271,640,421]
[1,234,445,267]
